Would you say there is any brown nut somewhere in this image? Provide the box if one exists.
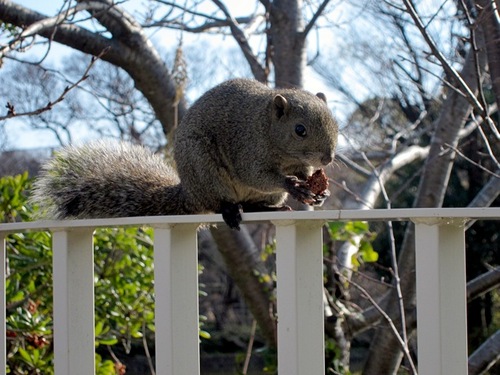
[306,169,329,195]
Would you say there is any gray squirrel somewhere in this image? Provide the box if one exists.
[32,79,338,229]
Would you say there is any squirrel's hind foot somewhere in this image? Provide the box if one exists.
[220,202,293,230]
[220,201,243,230]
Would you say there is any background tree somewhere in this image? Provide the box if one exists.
[1,0,499,374]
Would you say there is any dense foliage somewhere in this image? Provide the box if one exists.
[2,173,158,374]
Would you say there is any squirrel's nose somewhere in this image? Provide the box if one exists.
[321,153,334,166]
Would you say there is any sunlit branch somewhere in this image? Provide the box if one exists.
[0,48,107,121]
[401,0,486,113]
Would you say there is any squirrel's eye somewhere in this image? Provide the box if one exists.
[295,124,307,137]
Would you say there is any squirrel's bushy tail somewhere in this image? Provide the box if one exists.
[31,141,194,219]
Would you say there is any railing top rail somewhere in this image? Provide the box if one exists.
[0,207,499,234]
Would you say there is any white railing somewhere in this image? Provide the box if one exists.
[1,208,499,375]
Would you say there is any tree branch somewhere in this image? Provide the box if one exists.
[0,0,185,136]
[338,274,417,374]
[467,266,500,302]
[468,329,500,375]
[302,0,331,37]
[401,0,486,114]
[0,49,106,121]
[335,153,371,177]
[145,16,256,33]
[211,0,267,82]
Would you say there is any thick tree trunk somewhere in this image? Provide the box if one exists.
[210,226,277,347]
[269,0,306,87]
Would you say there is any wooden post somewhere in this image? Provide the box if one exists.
[0,235,6,375]
[274,220,325,375]
[154,224,200,375]
[52,229,95,375]
[414,221,468,375]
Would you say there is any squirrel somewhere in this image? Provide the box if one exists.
[32,79,338,230]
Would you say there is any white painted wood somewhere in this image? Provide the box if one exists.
[0,208,499,233]
[153,225,200,375]
[274,221,325,375]
[52,229,95,375]
[414,222,468,375]
[1,235,6,374]
[1,209,498,375]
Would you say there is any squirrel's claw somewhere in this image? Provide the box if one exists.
[220,201,243,230]
[284,176,316,204]
[312,189,330,206]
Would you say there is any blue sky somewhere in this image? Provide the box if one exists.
[3,1,348,150]
[2,0,457,150]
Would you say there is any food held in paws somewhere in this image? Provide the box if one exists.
[306,169,329,195]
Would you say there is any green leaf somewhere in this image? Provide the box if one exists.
[97,337,118,346]
[18,347,33,365]
[95,321,104,336]
[359,241,379,263]
[199,330,211,339]
[345,221,369,235]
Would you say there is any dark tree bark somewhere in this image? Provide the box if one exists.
[475,0,500,114]
[210,226,277,347]
[268,0,307,87]
[468,329,500,375]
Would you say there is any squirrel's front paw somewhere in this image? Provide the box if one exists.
[220,201,243,230]
[284,176,316,204]
[312,189,330,207]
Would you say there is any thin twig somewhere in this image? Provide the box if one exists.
[0,48,109,121]
[242,319,257,374]
[443,143,500,177]
[303,0,332,37]
[338,273,418,375]
[142,319,156,375]
[328,178,373,208]
[336,154,371,177]
[361,153,411,363]
[400,0,485,114]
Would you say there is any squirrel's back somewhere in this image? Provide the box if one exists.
[32,141,186,219]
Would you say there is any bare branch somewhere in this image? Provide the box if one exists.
[338,274,418,375]
[336,154,371,177]
[467,266,500,302]
[459,0,500,143]
[361,153,412,365]
[401,0,486,113]
[0,1,114,58]
[211,0,267,81]
[0,0,186,136]
[145,16,256,33]
[465,168,500,229]
[0,49,107,121]
[303,0,331,37]
[444,143,500,177]
[468,329,500,375]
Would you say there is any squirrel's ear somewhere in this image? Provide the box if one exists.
[316,92,327,103]
[273,94,288,119]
